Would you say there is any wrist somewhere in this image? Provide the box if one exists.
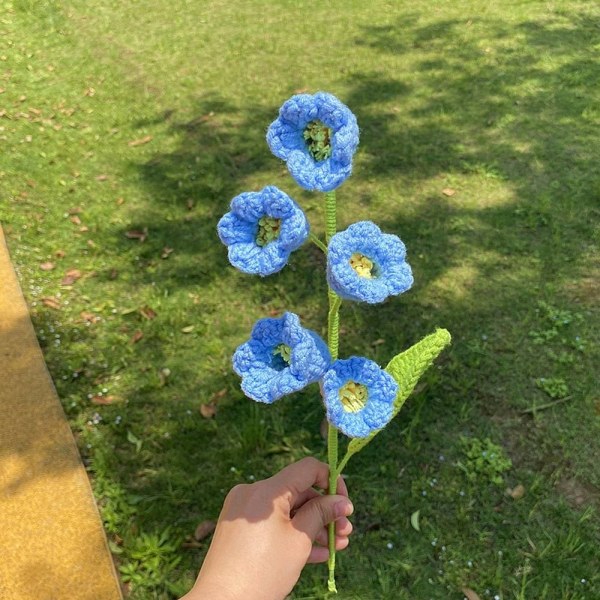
[182,578,238,600]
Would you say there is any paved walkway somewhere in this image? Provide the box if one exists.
[0,227,122,600]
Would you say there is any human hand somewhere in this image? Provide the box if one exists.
[182,457,353,600]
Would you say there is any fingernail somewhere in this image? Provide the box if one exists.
[335,500,353,519]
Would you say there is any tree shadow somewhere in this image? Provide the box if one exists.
[62,7,600,597]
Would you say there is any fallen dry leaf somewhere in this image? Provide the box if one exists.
[68,206,83,215]
[116,197,125,205]
[125,228,148,242]
[140,306,157,320]
[158,368,171,386]
[80,311,100,323]
[194,521,216,541]
[55,249,66,259]
[461,588,481,600]
[371,338,385,346]
[41,297,61,310]
[84,87,95,97]
[79,225,89,233]
[320,417,329,440]
[96,174,108,181]
[200,403,217,419]
[130,330,144,344]
[181,325,194,333]
[210,388,227,402]
[128,135,153,147]
[69,215,82,225]
[507,484,526,500]
[61,268,82,285]
[91,395,118,405]
[161,246,174,259]
[190,112,214,126]
[442,188,456,197]
[40,261,55,271]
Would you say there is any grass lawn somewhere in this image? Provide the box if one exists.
[2,0,599,598]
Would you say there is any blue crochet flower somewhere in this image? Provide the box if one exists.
[233,312,331,404]
[322,357,398,438]
[266,92,359,192]
[217,186,309,276]
[327,221,413,304]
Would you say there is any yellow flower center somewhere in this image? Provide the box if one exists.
[256,216,281,247]
[350,253,375,278]
[303,120,333,162]
[272,343,292,367]
[339,381,368,413]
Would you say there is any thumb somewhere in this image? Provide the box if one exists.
[292,494,353,540]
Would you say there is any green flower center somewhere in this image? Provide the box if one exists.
[303,120,333,162]
[339,381,368,413]
[272,343,292,370]
[256,216,281,247]
[350,253,376,278]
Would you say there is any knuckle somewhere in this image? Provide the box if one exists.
[299,456,320,469]
[226,483,251,502]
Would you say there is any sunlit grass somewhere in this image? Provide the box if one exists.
[2,0,599,598]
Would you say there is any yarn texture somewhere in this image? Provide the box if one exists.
[322,357,398,438]
[217,186,309,276]
[327,221,413,304]
[266,92,359,192]
[233,312,331,404]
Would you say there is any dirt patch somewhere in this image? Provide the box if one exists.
[562,264,600,308]
[556,477,600,509]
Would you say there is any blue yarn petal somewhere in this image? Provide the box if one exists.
[217,186,309,276]
[326,220,414,303]
[233,312,331,404]
[322,357,398,438]
[217,213,256,245]
[267,92,359,192]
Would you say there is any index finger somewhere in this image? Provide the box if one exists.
[269,457,330,496]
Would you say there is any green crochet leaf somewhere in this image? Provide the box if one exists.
[345,328,451,459]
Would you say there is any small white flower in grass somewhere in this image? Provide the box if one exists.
[386,542,393,550]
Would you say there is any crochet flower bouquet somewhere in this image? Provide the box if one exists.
[217,92,451,592]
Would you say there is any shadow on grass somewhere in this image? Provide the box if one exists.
[113,1,600,508]
[65,7,599,598]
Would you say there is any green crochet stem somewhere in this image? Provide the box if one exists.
[310,232,327,253]
[325,190,340,593]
